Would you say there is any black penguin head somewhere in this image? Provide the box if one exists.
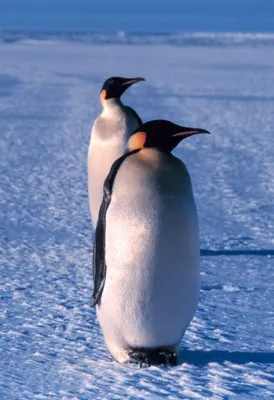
[100,76,145,102]
[128,119,210,152]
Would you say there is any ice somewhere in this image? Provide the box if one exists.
[0,33,274,399]
[2,30,274,47]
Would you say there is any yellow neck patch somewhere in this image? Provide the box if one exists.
[100,89,107,105]
[127,132,147,151]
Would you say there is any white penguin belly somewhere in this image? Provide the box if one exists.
[88,107,140,227]
[97,150,200,361]
[88,136,123,226]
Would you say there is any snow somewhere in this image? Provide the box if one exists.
[2,30,274,47]
[1,33,274,399]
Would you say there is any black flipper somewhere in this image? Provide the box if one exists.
[126,106,143,126]
[91,148,141,307]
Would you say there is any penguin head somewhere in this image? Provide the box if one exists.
[100,76,145,104]
[128,119,210,153]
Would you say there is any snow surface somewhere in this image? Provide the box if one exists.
[2,31,274,47]
[0,33,274,399]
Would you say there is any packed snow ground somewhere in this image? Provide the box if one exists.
[1,35,274,399]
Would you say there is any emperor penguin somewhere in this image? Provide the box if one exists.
[88,76,145,226]
[92,119,210,366]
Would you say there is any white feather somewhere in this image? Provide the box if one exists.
[97,149,200,363]
[88,99,140,226]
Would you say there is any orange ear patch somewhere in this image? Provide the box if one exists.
[127,132,147,151]
[100,89,107,104]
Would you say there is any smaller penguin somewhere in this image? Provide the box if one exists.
[92,119,210,366]
[88,76,145,227]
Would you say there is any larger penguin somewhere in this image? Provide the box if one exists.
[92,119,210,366]
[88,76,145,226]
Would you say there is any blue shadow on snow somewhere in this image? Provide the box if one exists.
[180,350,274,366]
[200,249,274,256]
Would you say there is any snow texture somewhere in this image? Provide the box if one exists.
[0,33,274,399]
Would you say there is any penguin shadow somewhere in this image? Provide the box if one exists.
[200,249,274,257]
[179,350,274,366]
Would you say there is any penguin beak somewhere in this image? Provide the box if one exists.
[121,77,145,87]
[172,127,210,138]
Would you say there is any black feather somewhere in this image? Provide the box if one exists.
[126,106,143,126]
[91,148,141,307]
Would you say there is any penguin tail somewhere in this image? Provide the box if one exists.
[127,346,178,367]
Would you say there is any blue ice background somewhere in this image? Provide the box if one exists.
[1,0,274,399]
[1,37,274,399]
[1,0,274,32]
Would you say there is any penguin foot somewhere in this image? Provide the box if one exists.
[127,347,178,367]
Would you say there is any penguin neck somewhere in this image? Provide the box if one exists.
[102,98,124,114]
[137,148,173,168]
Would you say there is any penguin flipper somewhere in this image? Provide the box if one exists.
[126,106,143,126]
[91,148,141,307]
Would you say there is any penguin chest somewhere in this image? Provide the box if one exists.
[88,112,139,226]
[99,152,200,348]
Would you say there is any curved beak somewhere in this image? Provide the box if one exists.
[173,127,210,138]
[121,77,145,87]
